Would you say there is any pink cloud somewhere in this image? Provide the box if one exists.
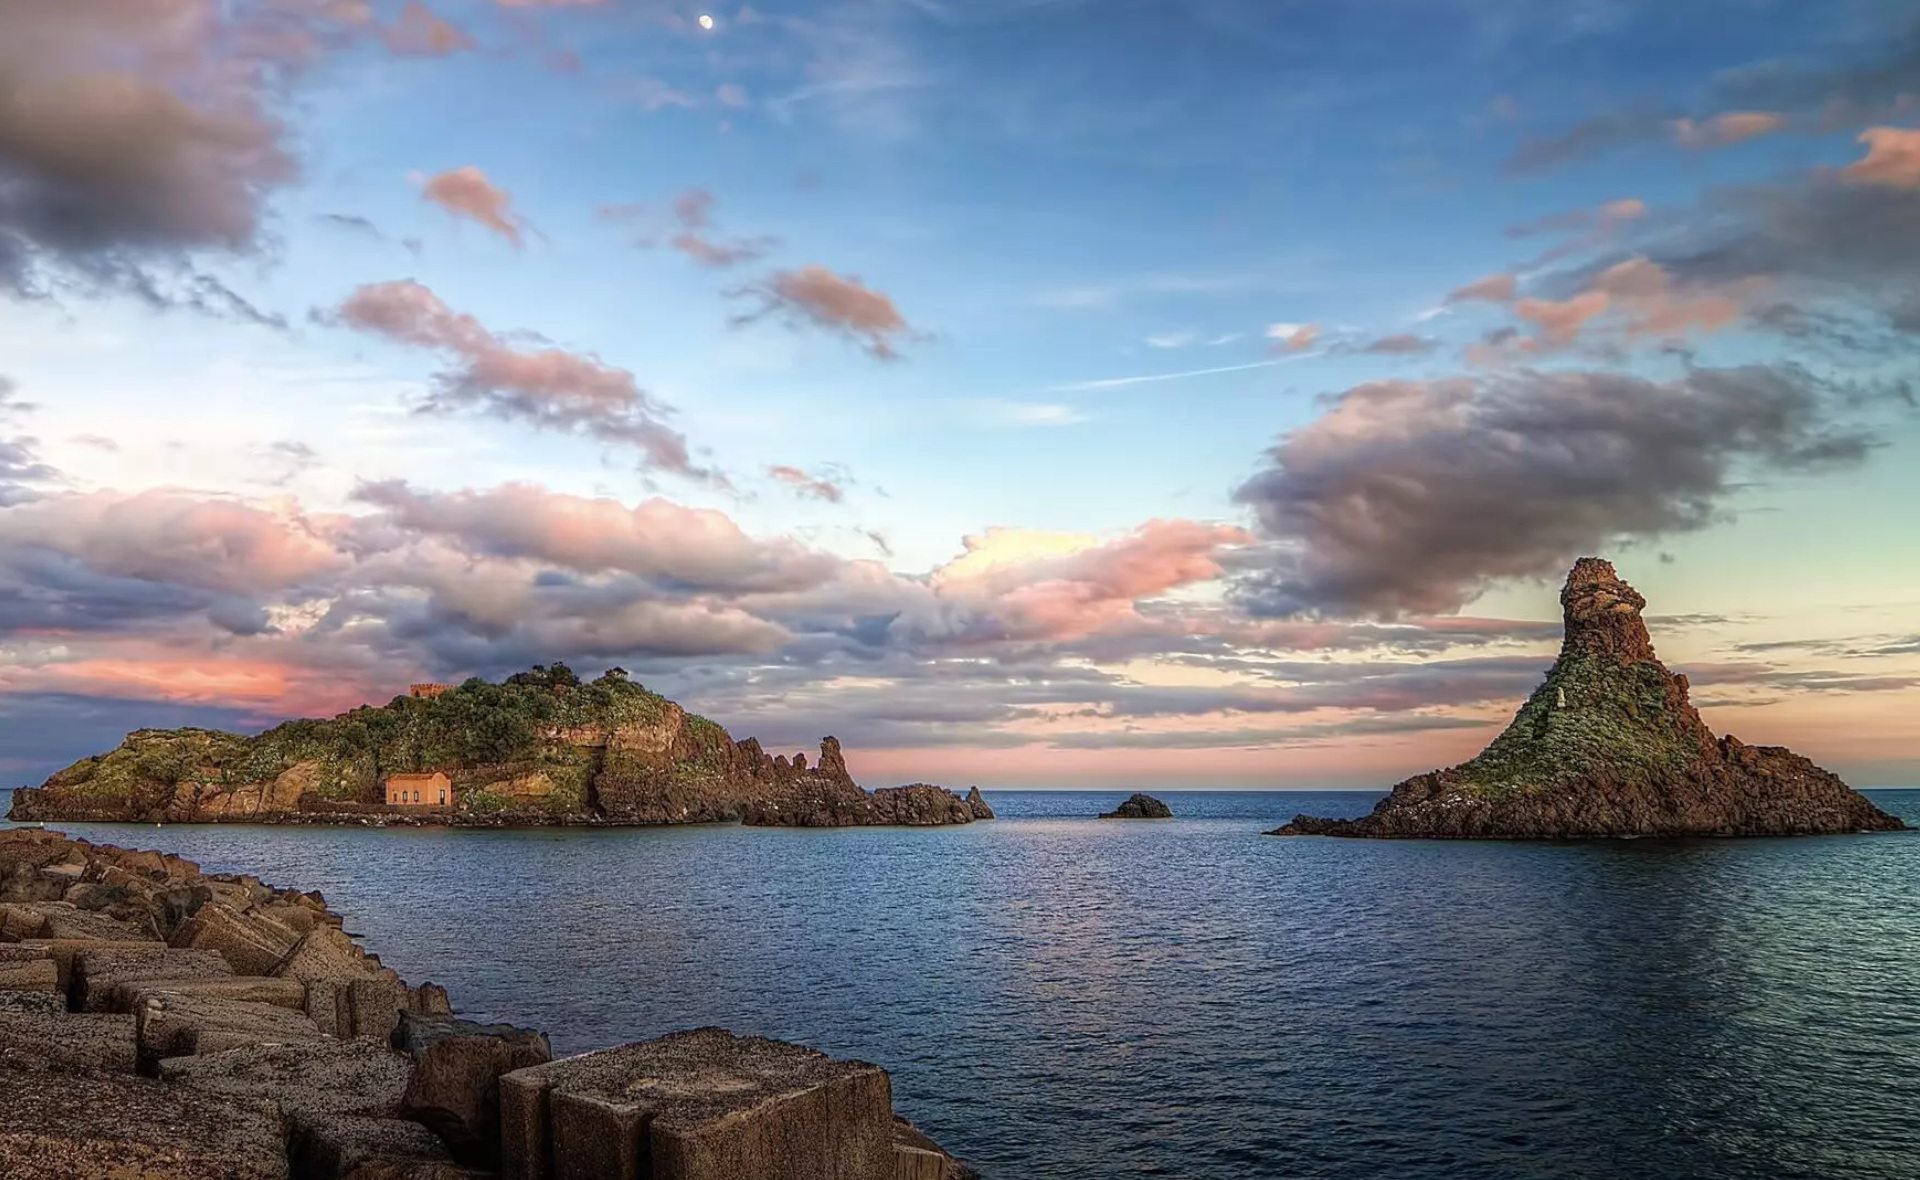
[352,480,839,593]
[421,165,526,246]
[1514,291,1611,345]
[733,265,915,360]
[1447,273,1518,304]
[0,490,346,594]
[933,520,1252,643]
[1268,323,1322,352]
[767,465,845,503]
[335,281,705,477]
[1842,126,1920,188]
[379,2,474,57]
[1672,111,1787,149]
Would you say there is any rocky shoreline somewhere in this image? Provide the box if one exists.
[0,827,979,1179]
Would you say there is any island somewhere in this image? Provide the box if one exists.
[1099,793,1173,819]
[0,827,979,1178]
[1272,558,1908,840]
[6,664,994,830]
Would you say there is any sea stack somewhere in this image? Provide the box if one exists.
[1100,793,1173,819]
[1273,558,1907,840]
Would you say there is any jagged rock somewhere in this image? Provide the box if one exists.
[744,782,984,828]
[1273,558,1909,840]
[870,784,978,826]
[393,1012,552,1167]
[499,1027,893,1180]
[1100,793,1173,819]
[964,787,996,821]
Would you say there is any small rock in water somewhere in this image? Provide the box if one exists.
[1100,793,1173,820]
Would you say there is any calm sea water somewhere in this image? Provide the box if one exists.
[13,789,1920,1180]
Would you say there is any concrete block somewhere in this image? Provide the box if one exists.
[72,945,233,1012]
[499,1028,894,1180]
[135,991,328,1074]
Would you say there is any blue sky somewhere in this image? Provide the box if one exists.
[1,0,1917,789]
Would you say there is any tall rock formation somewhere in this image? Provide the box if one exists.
[1274,558,1907,839]
[7,665,985,829]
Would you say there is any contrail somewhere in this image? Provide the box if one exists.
[1052,354,1316,393]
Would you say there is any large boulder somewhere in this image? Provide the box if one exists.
[499,1028,893,1180]
[964,787,995,821]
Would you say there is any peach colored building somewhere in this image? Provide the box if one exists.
[385,771,453,808]
[409,683,449,699]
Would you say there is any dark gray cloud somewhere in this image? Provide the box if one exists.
[0,379,57,505]
[0,1,318,311]
[1502,17,1920,174]
[1232,364,1877,618]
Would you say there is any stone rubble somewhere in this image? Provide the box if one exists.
[0,827,981,1180]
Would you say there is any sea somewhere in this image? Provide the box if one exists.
[10,788,1920,1180]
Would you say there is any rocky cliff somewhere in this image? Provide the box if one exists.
[7,664,988,829]
[1274,558,1907,840]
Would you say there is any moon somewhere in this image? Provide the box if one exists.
[698,13,714,29]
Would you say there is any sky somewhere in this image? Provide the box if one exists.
[2,0,1918,791]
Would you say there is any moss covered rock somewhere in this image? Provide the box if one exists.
[1273,558,1907,839]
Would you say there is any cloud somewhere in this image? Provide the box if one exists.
[1671,111,1787,149]
[767,465,845,503]
[1842,127,1920,188]
[420,166,527,246]
[351,481,840,594]
[666,189,776,267]
[1232,364,1876,617]
[332,279,708,478]
[379,1,473,57]
[1266,323,1321,352]
[1503,20,1920,175]
[0,488,344,609]
[1447,273,1518,304]
[716,83,749,108]
[0,0,316,304]
[315,213,384,238]
[0,381,59,505]
[731,265,915,359]
[929,520,1253,643]
[1361,334,1438,356]
[1145,332,1195,349]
